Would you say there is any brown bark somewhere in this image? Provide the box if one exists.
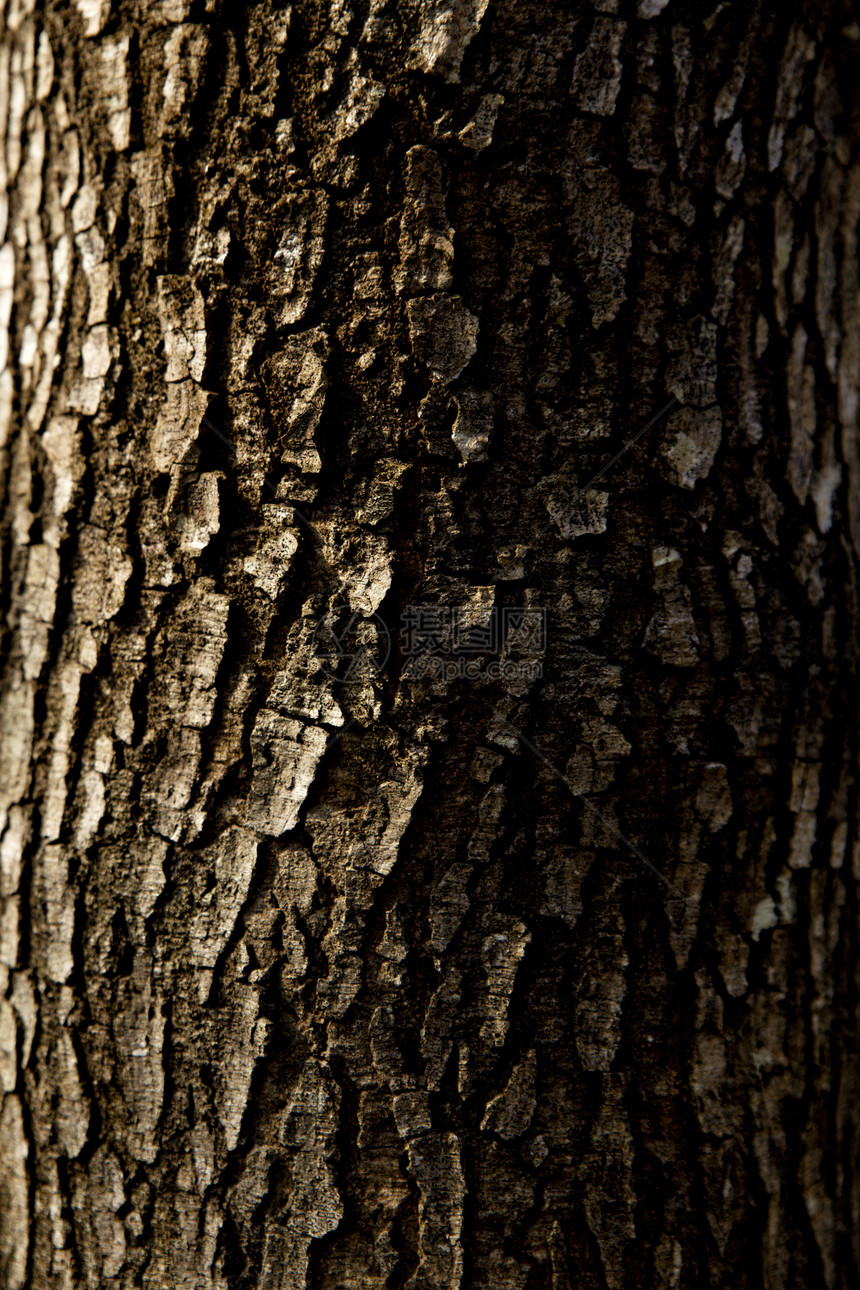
[0,0,859,1286]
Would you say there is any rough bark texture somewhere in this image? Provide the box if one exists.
[0,1,859,1287]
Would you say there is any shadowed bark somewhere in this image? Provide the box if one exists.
[0,1,859,1287]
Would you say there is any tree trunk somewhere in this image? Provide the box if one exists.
[1,0,859,1286]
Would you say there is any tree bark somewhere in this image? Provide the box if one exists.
[1,0,859,1286]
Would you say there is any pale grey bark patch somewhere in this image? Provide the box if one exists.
[571,16,626,117]
[404,1131,465,1289]
[563,122,635,326]
[659,404,722,489]
[711,214,745,324]
[189,826,259,1001]
[786,322,817,503]
[248,712,329,835]
[130,147,176,266]
[481,1049,537,1139]
[538,478,609,538]
[580,1078,635,1289]
[643,546,701,667]
[429,861,472,956]
[270,191,329,327]
[354,457,410,525]
[407,293,479,382]
[714,119,747,201]
[407,0,490,81]
[159,25,209,138]
[0,1095,28,1290]
[242,505,299,598]
[269,326,329,474]
[74,0,109,38]
[395,145,455,296]
[457,92,504,151]
[768,24,817,171]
